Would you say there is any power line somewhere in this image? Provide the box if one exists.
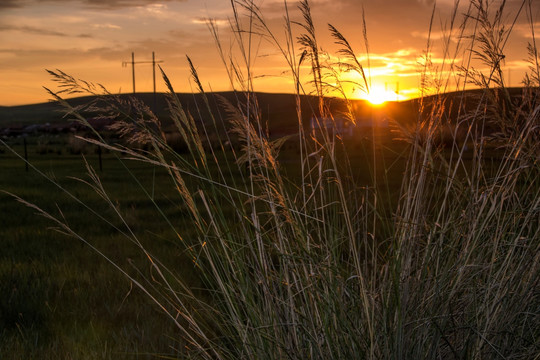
[122,52,164,94]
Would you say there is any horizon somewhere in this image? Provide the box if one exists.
[1,85,532,109]
[0,89,414,108]
[1,0,538,106]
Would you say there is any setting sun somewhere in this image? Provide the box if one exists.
[365,86,398,105]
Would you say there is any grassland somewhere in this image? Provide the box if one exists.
[0,130,412,358]
[0,140,201,358]
[2,124,530,359]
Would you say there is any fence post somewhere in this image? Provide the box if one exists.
[97,145,103,172]
[23,137,28,172]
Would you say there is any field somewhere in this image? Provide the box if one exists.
[0,142,202,358]
[0,134,409,358]
[2,121,534,359]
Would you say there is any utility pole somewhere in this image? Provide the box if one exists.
[152,52,157,94]
[151,52,158,112]
[122,52,164,96]
[131,52,136,93]
[121,52,136,93]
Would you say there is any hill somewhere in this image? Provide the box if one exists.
[0,92,373,136]
[0,87,531,138]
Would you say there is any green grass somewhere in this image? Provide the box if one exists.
[0,146,201,359]
[0,133,410,358]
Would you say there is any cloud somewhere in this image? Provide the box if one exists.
[81,0,184,9]
[0,24,67,37]
[513,21,540,39]
[92,23,122,30]
[143,3,168,14]
[2,0,186,11]
[0,48,86,70]
[0,24,93,38]
[0,0,21,10]
[411,28,469,41]
[191,17,228,26]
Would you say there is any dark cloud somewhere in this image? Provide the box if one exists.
[0,48,85,69]
[0,24,67,37]
[13,0,187,10]
[80,0,185,9]
[168,29,193,39]
[0,0,186,10]
[0,45,130,71]
[0,24,93,38]
[0,0,22,9]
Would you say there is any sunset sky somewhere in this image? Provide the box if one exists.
[1,0,538,106]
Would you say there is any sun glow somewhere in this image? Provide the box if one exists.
[364,85,398,105]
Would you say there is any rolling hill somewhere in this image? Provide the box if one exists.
[0,87,532,138]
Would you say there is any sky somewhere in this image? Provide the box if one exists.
[0,0,538,106]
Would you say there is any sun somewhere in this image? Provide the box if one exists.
[365,85,396,105]
[350,83,408,104]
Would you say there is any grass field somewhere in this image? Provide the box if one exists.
[0,133,410,358]
[0,141,202,358]
[3,127,531,359]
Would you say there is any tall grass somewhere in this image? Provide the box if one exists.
[3,0,539,358]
